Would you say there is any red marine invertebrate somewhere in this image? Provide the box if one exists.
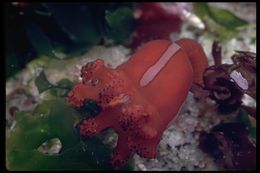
[67,39,208,170]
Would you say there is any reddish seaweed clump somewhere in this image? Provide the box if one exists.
[203,41,256,114]
[199,122,256,171]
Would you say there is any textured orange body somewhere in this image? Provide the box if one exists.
[67,39,208,169]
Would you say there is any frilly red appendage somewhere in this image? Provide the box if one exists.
[67,39,208,170]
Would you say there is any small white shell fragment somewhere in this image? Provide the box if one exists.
[181,9,205,30]
[230,70,249,90]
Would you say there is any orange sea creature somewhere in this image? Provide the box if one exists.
[67,38,208,169]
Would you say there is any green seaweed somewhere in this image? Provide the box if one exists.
[49,78,75,97]
[193,3,248,29]
[35,70,74,95]
[193,3,249,40]
[6,99,133,170]
[43,3,102,45]
[104,7,134,43]
[34,70,54,93]
[5,3,136,79]
[26,24,57,59]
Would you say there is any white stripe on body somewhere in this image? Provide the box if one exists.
[140,42,181,87]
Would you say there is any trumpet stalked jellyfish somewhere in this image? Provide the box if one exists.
[67,39,208,169]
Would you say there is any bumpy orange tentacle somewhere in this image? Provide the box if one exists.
[119,104,156,139]
[127,135,158,159]
[111,130,131,170]
[80,108,120,136]
[67,83,100,108]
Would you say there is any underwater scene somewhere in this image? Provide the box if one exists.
[5,2,256,171]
